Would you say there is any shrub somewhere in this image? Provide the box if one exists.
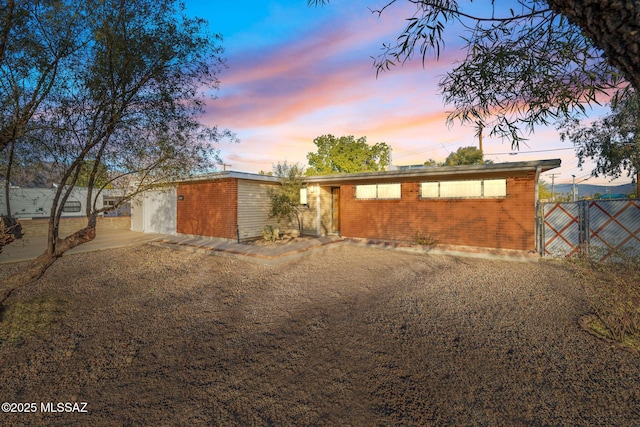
[570,247,640,347]
[413,231,438,246]
[262,225,280,243]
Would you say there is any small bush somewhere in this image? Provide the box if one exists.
[413,231,438,246]
[262,225,280,243]
[570,248,640,348]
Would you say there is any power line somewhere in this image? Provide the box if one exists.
[485,147,575,156]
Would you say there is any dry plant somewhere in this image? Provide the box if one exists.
[413,231,438,246]
[570,247,640,349]
[0,295,68,346]
[262,225,280,243]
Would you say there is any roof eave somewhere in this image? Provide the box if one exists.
[303,159,562,183]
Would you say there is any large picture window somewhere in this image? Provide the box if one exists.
[355,183,401,200]
[421,179,507,199]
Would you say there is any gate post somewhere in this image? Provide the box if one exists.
[578,200,588,255]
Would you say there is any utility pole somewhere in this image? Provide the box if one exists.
[476,122,483,162]
[572,175,576,202]
[546,173,561,202]
[219,163,232,171]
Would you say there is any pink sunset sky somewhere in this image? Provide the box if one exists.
[185,0,632,187]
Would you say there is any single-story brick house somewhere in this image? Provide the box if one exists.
[131,159,561,253]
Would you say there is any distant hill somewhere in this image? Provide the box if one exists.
[554,183,635,198]
[2,163,64,189]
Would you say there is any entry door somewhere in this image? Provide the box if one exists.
[331,187,340,233]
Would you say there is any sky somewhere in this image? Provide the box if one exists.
[183,0,632,187]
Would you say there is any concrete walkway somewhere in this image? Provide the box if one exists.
[1,230,539,266]
[149,235,346,265]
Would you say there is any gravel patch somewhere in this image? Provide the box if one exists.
[0,244,639,426]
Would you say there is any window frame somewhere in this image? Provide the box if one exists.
[62,200,82,213]
[354,183,402,200]
[420,178,507,199]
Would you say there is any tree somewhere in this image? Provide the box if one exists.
[306,135,390,175]
[309,1,633,146]
[268,162,306,235]
[538,180,553,201]
[0,0,81,253]
[0,0,81,154]
[444,146,492,166]
[560,89,640,195]
[1,0,227,303]
[74,160,111,189]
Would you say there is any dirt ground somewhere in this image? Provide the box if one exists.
[0,244,639,426]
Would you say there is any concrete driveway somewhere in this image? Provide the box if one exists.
[0,229,165,264]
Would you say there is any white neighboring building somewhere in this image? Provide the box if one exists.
[0,186,126,219]
[130,187,176,235]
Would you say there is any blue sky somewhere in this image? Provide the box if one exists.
[184,0,631,187]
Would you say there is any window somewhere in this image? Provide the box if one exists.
[355,183,401,200]
[440,180,482,198]
[299,188,308,205]
[62,200,82,212]
[483,179,507,197]
[421,179,507,199]
[377,183,401,199]
[421,182,439,198]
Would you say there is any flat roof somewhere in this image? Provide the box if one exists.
[304,159,561,183]
[175,171,281,184]
[174,159,561,184]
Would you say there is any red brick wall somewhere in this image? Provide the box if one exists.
[339,173,537,251]
[176,179,238,240]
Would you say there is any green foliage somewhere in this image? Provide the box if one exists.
[306,135,390,175]
[0,0,229,265]
[570,248,640,349]
[560,89,640,194]
[75,160,112,189]
[0,0,82,154]
[262,225,280,243]
[538,180,553,200]
[444,146,491,166]
[423,159,440,167]
[268,162,306,234]
[310,1,625,147]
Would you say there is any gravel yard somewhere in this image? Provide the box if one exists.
[1,243,639,426]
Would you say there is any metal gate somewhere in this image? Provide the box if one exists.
[540,199,640,260]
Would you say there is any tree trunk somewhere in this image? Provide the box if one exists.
[546,0,640,91]
[0,216,97,306]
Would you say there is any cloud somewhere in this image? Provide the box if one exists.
[205,2,465,130]
[203,2,631,186]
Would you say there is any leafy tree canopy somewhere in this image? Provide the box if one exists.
[75,160,111,189]
[268,162,306,233]
[560,89,640,195]
[1,0,228,295]
[306,135,390,175]
[444,146,492,166]
[538,180,553,200]
[309,1,637,147]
